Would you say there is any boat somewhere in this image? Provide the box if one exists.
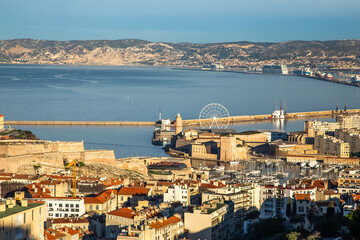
[300,162,309,168]
[271,100,285,119]
[308,161,319,169]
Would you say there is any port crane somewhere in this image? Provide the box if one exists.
[66,158,79,197]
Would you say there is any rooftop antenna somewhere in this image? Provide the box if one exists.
[159,108,162,120]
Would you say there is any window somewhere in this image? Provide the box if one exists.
[76,204,79,208]
[59,204,63,208]
[48,203,52,207]
[24,213,26,224]
[70,204,74,208]
[96,205,99,210]
[66,204,69,207]
[90,205,93,210]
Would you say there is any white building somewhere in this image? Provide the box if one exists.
[39,197,85,218]
[163,185,190,206]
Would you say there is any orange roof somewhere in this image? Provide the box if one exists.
[118,187,150,196]
[294,194,311,201]
[149,216,182,230]
[84,189,113,204]
[312,180,325,189]
[108,208,136,219]
[200,183,220,189]
[44,228,66,240]
[39,180,64,185]
[52,218,89,224]
[60,227,79,235]
[352,194,360,202]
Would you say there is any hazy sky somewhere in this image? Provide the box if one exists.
[1,0,359,43]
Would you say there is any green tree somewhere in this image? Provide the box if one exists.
[286,231,300,240]
[247,217,285,240]
[346,209,360,239]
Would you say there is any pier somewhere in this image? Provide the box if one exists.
[5,109,360,126]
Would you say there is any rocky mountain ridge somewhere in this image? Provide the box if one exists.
[1,39,359,67]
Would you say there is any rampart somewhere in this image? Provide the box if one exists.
[116,157,191,176]
[0,140,116,172]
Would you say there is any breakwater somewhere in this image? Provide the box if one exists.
[5,109,360,127]
[4,121,156,126]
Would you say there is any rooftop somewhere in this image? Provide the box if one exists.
[0,202,43,219]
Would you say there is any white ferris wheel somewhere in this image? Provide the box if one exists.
[199,103,230,129]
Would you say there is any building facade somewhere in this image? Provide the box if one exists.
[184,199,234,240]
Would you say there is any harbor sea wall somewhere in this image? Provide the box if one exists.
[5,121,155,126]
[6,109,360,127]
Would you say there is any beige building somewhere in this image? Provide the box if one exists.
[184,198,234,240]
[305,120,340,138]
[270,142,317,157]
[0,114,4,130]
[335,129,360,154]
[0,195,46,240]
[38,180,70,197]
[337,115,360,129]
[84,189,117,214]
[315,134,350,158]
[220,136,247,161]
[201,183,256,231]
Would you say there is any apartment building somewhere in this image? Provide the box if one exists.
[314,134,350,158]
[163,184,190,206]
[39,197,85,219]
[84,189,117,214]
[335,128,360,154]
[201,183,257,230]
[184,198,234,240]
[0,196,46,240]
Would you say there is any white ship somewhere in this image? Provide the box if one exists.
[271,100,285,119]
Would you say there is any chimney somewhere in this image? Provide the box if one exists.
[0,202,6,212]
[20,200,28,207]
[15,191,24,201]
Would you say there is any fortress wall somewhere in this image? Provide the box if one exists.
[0,145,8,155]
[83,150,116,165]
[0,152,63,172]
[6,144,47,156]
[116,159,148,175]
[235,132,267,142]
[53,141,85,152]
[61,152,83,162]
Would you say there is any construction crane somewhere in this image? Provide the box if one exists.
[66,158,78,197]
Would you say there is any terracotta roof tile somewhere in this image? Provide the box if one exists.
[149,216,182,230]
[118,187,150,196]
[294,193,311,201]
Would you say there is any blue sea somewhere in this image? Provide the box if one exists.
[0,64,358,158]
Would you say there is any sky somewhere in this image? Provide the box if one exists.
[1,0,360,43]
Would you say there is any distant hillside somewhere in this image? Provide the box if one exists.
[0,39,359,67]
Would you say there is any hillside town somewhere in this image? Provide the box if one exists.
[2,111,360,239]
